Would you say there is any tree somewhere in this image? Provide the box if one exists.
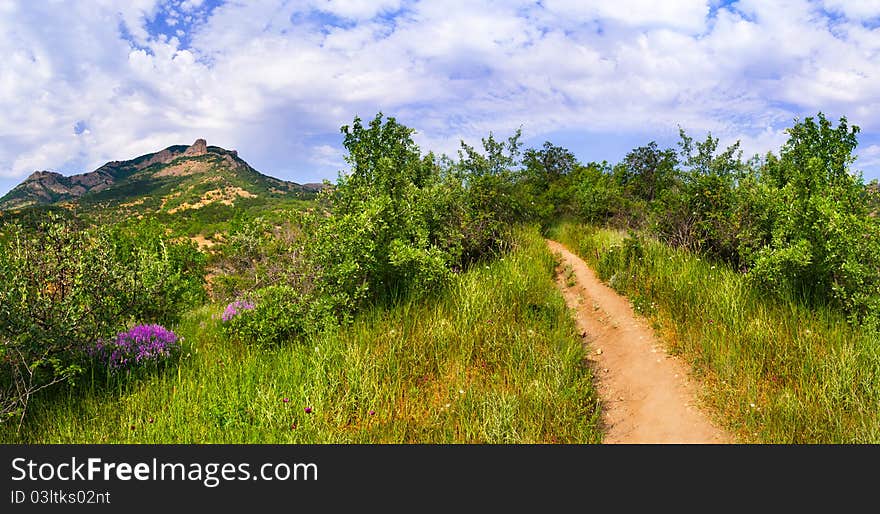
[315,113,450,307]
[617,141,678,203]
[523,141,577,189]
[750,113,880,324]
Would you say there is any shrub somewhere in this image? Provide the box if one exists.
[0,215,206,427]
[748,114,880,324]
[1,217,127,425]
[87,324,180,373]
[222,299,256,322]
[220,286,316,346]
[107,220,207,324]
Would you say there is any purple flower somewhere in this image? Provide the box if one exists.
[369,410,375,416]
[304,407,313,414]
[222,299,256,322]
[283,397,290,403]
[90,324,179,372]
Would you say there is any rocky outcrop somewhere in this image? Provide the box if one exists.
[25,170,64,184]
[132,139,209,170]
[137,148,181,169]
[183,139,208,157]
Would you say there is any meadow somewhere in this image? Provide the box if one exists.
[3,227,601,443]
[550,222,880,443]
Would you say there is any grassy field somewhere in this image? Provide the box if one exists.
[5,226,601,443]
[548,222,880,443]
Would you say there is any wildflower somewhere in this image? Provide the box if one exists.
[283,398,290,404]
[222,299,256,322]
[290,423,297,430]
[304,407,313,414]
[90,324,179,372]
[369,410,376,416]
[148,417,154,424]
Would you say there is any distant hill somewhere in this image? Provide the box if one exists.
[0,139,327,214]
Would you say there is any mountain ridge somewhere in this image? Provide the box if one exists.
[0,139,326,212]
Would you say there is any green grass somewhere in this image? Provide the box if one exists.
[548,221,880,443]
[5,226,601,443]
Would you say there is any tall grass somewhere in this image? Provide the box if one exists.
[548,222,880,443]
[4,226,601,443]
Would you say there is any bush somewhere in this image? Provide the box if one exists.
[87,324,180,374]
[211,114,530,347]
[748,114,880,324]
[309,113,523,309]
[220,286,317,346]
[0,215,205,427]
[107,221,207,324]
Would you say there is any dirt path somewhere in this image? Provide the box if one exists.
[547,239,732,444]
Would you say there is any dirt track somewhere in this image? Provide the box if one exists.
[547,239,732,444]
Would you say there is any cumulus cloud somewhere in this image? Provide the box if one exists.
[1,0,879,194]
[542,0,711,33]
[823,0,880,20]
[857,144,880,171]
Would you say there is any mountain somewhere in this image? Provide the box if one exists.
[0,139,325,213]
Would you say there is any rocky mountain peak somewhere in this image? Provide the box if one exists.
[184,139,208,157]
[1,138,313,211]
[26,170,63,182]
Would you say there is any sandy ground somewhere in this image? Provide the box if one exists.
[547,239,732,444]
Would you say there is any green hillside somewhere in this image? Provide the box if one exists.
[0,139,325,242]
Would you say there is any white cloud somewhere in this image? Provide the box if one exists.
[542,0,710,33]
[823,0,880,20]
[1,0,880,189]
[307,0,403,20]
[180,0,206,11]
[857,144,880,170]
[310,144,346,168]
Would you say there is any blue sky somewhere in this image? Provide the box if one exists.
[1,0,879,198]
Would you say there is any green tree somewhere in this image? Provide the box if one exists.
[521,141,580,220]
[670,130,745,260]
[617,141,678,203]
[750,113,880,324]
[316,113,450,308]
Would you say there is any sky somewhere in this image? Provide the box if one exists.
[1,0,879,198]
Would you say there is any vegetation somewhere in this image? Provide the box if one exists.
[550,223,880,443]
[0,215,204,427]
[214,114,528,345]
[523,114,880,330]
[2,109,879,443]
[3,227,600,443]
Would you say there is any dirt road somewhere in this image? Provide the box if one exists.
[547,239,732,444]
